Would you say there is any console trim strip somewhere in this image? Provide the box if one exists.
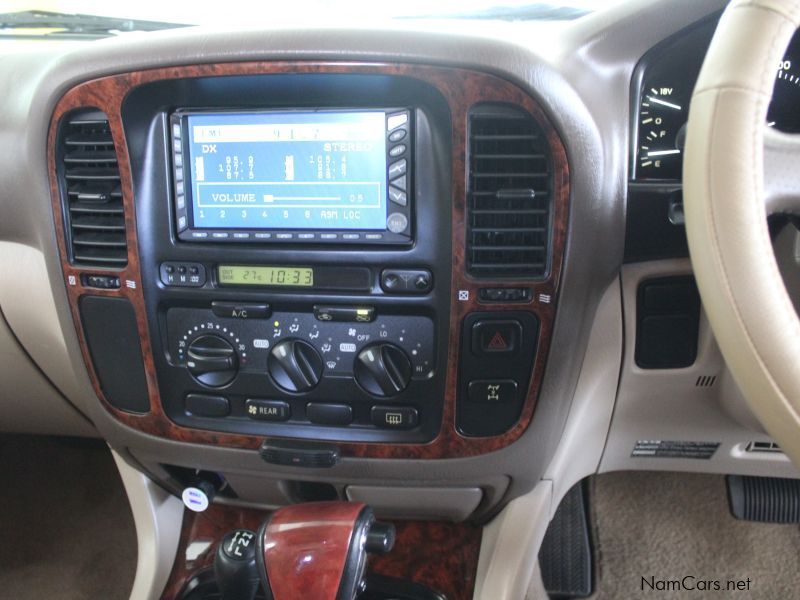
[47,61,569,459]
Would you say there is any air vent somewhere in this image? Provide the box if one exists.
[467,104,552,279]
[745,441,783,454]
[695,375,717,388]
[59,110,127,268]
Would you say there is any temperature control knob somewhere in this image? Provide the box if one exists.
[354,343,412,397]
[268,339,324,393]
[187,335,238,388]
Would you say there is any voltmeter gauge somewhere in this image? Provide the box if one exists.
[636,85,686,180]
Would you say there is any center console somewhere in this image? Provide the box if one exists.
[48,62,569,461]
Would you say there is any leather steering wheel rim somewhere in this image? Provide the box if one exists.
[684,0,800,465]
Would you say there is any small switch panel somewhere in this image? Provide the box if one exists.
[457,312,539,437]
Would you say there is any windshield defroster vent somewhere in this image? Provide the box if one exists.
[467,105,552,279]
[58,110,127,268]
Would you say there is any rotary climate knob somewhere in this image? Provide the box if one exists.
[186,334,238,387]
[268,339,324,393]
[354,343,412,397]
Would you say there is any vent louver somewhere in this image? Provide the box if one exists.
[59,110,127,267]
[467,105,552,278]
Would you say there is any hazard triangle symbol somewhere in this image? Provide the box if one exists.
[487,331,508,350]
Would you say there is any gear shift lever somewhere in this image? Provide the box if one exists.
[214,529,261,600]
[255,502,395,600]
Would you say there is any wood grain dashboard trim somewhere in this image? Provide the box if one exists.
[160,502,482,600]
[47,61,569,459]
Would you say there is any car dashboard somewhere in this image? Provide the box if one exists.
[1,1,797,598]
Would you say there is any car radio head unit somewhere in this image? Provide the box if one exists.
[170,108,412,244]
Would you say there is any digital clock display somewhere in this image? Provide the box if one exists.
[218,265,314,287]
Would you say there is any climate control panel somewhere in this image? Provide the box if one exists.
[159,306,439,443]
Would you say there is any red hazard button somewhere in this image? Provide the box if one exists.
[471,320,522,356]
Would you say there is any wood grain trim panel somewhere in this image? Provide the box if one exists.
[159,503,481,600]
[47,61,569,459]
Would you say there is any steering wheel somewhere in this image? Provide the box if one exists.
[684,0,800,465]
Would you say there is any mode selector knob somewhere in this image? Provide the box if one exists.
[354,343,412,397]
[268,339,324,393]
[187,335,238,388]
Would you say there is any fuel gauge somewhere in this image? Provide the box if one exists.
[636,86,687,180]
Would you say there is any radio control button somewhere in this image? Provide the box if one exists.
[389,187,407,207]
[388,129,407,143]
[342,233,360,240]
[371,406,418,429]
[233,232,250,239]
[212,232,229,239]
[276,233,293,240]
[212,302,271,320]
[176,194,185,210]
[391,174,406,191]
[389,144,406,157]
[172,123,181,139]
[177,216,187,231]
[176,180,185,195]
[175,167,184,182]
[298,233,315,240]
[174,153,183,167]
[387,213,408,233]
[320,233,338,240]
[306,403,353,426]
[365,233,383,240]
[245,399,290,422]
[191,232,208,238]
[314,305,375,323]
[173,139,182,152]
[380,269,433,294]
[387,113,408,130]
[388,159,407,178]
[254,233,272,239]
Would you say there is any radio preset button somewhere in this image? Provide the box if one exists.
[298,233,315,240]
[276,233,293,240]
[387,113,408,130]
[212,302,271,320]
[212,232,229,239]
[389,144,406,157]
[388,159,407,178]
[314,305,375,323]
[319,233,338,240]
[245,399,290,422]
[342,233,360,240]
[387,213,408,233]
[232,232,250,239]
[388,187,407,207]
[172,123,181,139]
[174,153,183,167]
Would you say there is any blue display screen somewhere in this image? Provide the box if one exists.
[185,111,388,231]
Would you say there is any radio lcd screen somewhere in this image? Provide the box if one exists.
[184,111,388,231]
